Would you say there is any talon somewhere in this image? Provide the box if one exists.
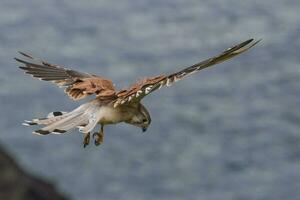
[94,138,101,146]
[93,132,103,146]
[83,132,90,148]
[93,125,104,147]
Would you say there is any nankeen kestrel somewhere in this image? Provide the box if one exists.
[16,39,260,147]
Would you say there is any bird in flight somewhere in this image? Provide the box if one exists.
[16,39,260,147]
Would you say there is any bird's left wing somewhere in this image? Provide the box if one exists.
[114,39,260,107]
[16,52,116,101]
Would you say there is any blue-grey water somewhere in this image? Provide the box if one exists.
[1,0,300,199]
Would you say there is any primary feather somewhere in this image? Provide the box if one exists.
[16,52,116,101]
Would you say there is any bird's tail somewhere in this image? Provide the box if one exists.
[23,101,102,135]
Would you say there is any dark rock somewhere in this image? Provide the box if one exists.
[0,145,69,200]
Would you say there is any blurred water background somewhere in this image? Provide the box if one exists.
[1,0,300,199]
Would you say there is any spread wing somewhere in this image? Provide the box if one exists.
[114,39,260,107]
[16,52,116,101]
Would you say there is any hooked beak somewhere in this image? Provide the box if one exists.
[142,127,147,132]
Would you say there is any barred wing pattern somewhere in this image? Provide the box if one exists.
[16,52,116,101]
[114,39,260,107]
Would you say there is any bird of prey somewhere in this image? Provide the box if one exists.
[16,39,260,147]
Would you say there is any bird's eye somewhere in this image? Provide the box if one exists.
[142,119,147,123]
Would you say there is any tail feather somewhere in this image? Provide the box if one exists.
[59,110,96,131]
[23,111,69,127]
[23,102,101,135]
[47,111,67,118]
[35,112,84,134]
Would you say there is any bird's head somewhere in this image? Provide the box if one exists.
[126,103,151,132]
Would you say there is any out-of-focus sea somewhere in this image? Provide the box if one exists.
[1,0,300,199]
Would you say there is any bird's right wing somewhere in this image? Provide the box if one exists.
[16,52,117,101]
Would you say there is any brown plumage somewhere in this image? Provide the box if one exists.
[17,39,260,147]
[16,52,116,101]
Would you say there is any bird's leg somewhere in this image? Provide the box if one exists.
[83,132,90,148]
[93,125,104,146]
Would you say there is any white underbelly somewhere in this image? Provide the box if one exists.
[97,106,124,124]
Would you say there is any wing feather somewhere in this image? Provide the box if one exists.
[16,52,116,101]
[114,39,260,107]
